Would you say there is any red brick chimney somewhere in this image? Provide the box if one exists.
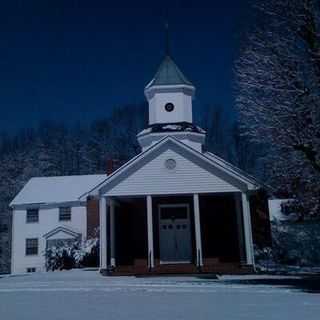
[106,159,123,175]
[86,196,99,239]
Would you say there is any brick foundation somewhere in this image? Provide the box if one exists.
[101,261,254,276]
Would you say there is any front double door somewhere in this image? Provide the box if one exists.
[159,204,192,263]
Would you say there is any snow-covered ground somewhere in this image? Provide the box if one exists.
[0,270,319,320]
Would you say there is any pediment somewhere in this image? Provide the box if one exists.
[43,226,81,240]
[96,138,258,197]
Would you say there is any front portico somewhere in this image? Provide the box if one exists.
[92,136,258,275]
[98,191,254,275]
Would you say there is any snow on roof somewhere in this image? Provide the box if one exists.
[43,226,81,239]
[10,174,107,207]
[137,122,206,136]
[268,199,293,222]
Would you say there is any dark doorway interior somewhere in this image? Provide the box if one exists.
[199,194,240,263]
[114,197,147,266]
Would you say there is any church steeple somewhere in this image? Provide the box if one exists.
[137,27,205,152]
[144,19,196,127]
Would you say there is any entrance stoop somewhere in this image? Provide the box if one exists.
[100,262,254,276]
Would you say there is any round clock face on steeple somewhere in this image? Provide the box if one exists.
[164,103,175,112]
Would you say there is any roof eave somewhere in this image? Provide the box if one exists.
[144,84,195,100]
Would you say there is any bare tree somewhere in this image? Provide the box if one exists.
[236,0,320,217]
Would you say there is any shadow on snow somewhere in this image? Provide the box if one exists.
[211,275,320,294]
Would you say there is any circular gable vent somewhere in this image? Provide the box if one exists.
[165,158,177,170]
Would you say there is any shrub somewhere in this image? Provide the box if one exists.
[45,238,99,271]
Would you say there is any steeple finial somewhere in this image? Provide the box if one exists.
[165,11,170,56]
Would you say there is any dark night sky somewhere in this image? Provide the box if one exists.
[0,0,252,133]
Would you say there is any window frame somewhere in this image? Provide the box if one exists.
[25,238,38,256]
[26,208,39,223]
[59,207,72,222]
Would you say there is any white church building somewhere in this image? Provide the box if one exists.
[10,53,267,275]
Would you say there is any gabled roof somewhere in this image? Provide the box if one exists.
[204,151,260,187]
[81,136,260,198]
[10,174,107,207]
[43,226,81,239]
[145,55,193,88]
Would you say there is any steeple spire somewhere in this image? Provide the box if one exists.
[145,15,194,89]
[165,20,170,56]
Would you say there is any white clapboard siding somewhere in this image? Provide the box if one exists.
[105,148,240,196]
[11,206,86,274]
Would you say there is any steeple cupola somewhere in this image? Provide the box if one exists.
[144,55,195,125]
[137,28,206,152]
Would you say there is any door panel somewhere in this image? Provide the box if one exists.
[159,205,192,263]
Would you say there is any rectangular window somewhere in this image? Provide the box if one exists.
[160,206,188,220]
[26,267,36,273]
[26,209,39,223]
[25,238,38,255]
[59,207,71,221]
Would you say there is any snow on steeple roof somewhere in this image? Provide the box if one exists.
[145,55,193,89]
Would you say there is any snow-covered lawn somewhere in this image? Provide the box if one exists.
[0,270,319,320]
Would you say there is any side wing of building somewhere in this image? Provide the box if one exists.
[10,175,105,274]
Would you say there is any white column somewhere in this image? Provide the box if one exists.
[110,198,116,267]
[241,193,255,266]
[147,195,154,269]
[99,196,107,270]
[193,194,203,267]
[234,193,246,265]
